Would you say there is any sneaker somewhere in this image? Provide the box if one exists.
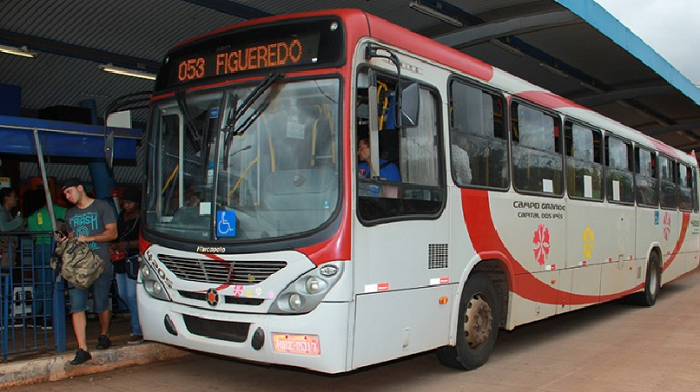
[96,334,111,350]
[127,335,144,345]
[70,349,92,365]
[33,318,53,330]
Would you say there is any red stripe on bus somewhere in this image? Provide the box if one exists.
[365,13,494,82]
[461,189,643,305]
[515,91,589,110]
[662,212,691,272]
[202,253,231,291]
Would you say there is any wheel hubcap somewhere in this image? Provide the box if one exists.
[464,293,493,348]
[650,267,659,296]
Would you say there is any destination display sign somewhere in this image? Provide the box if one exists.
[156,18,345,90]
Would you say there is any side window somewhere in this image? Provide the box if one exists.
[695,168,699,212]
[449,80,508,189]
[634,146,659,207]
[659,155,677,209]
[511,102,563,195]
[565,121,602,200]
[605,136,634,204]
[678,163,693,211]
[356,70,444,223]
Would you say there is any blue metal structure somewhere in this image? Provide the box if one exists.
[555,0,700,107]
[1,232,65,360]
[0,115,139,159]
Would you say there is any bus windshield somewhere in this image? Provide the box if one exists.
[145,78,340,243]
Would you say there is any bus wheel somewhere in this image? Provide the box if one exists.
[436,273,499,370]
[636,252,661,306]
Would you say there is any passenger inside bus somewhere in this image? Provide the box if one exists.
[451,131,473,185]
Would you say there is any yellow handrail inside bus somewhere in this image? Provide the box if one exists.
[268,137,276,172]
[228,156,259,204]
[162,164,179,194]
[377,81,389,131]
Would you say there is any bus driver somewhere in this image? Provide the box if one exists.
[357,137,401,182]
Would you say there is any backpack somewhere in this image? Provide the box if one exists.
[50,238,105,289]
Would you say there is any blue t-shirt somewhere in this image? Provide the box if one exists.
[358,159,401,181]
[65,199,117,263]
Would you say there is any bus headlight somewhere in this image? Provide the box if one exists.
[305,277,321,294]
[141,260,172,301]
[270,262,344,314]
[289,293,303,310]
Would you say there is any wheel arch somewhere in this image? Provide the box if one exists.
[645,243,663,281]
[450,253,512,345]
[471,259,510,329]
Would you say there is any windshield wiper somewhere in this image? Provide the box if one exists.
[223,72,284,137]
[222,73,283,169]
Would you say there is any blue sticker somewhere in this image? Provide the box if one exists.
[217,210,236,237]
[210,107,219,119]
[654,211,659,225]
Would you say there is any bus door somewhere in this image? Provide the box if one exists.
[599,136,637,298]
[563,122,608,311]
[351,66,451,368]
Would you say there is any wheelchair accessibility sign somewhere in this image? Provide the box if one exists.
[217,210,236,237]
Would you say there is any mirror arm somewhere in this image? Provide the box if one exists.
[365,44,403,127]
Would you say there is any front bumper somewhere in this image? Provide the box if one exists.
[137,284,351,373]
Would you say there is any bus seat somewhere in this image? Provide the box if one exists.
[261,167,337,231]
[262,167,337,210]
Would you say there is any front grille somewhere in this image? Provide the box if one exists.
[159,254,286,285]
[182,314,250,343]
[178,290,264,306]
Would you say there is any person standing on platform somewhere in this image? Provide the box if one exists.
[27,191,67,328]
[110,187,143,344]
[0,187,24,232]
[62,178,117,365]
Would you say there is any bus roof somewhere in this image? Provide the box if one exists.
[167,8,697,166]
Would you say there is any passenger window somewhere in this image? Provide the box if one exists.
[511,102,563,195]
[449,80,508,189]
[659,155,677,209]
[565,122,602,200]
[634,147,659,207]
[694,168,699,212]
[605,136,634,204]
[356,70,444,223]
[678,163,693,211]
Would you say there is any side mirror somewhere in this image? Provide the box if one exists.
[104,129,115,171]
[398,82,420,128]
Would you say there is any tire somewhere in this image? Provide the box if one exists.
[437,273,499,370]
[636,252,661,307]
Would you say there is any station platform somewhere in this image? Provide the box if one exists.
[0,312,190,390]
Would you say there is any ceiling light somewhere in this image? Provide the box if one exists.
[490,39,523,57]
[539,63,569,79]
[99,63,156,80]
[409,1,463,27]
[616,100,632,108]
[0,44,37,58]
[580,82,605,94]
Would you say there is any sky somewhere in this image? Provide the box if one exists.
[594,0,700,85]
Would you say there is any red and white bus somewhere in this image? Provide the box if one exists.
[136,9,700,373]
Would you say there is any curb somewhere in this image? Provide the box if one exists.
[0,342,191,390]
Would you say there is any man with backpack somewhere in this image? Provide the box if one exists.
[61,178,117,365]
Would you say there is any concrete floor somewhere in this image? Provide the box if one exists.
[9,267,700,392]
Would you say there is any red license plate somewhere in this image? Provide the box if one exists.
[272,334,321,355]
